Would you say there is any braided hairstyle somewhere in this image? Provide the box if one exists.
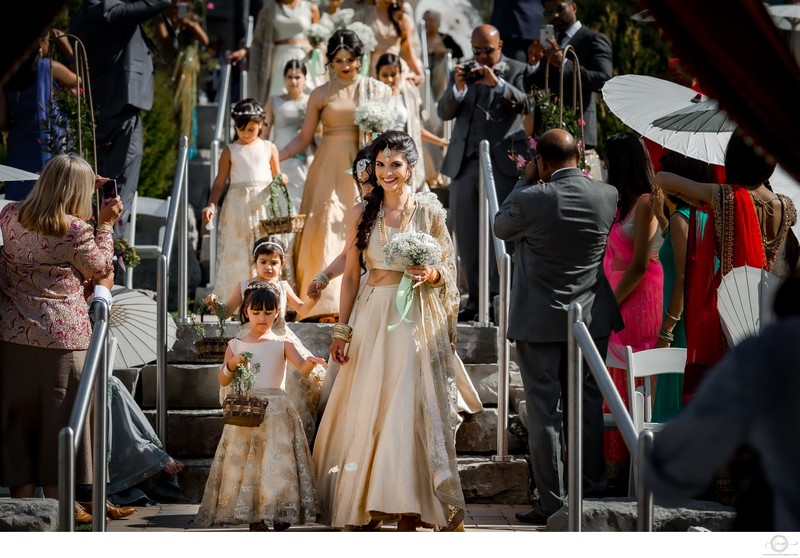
[355,130,418,252]
[352,144,374,197]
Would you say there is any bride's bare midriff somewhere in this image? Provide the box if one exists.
[366,269,405,286]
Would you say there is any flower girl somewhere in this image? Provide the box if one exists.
[195,282,326,531]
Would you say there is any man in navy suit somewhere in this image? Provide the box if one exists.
[437,24,534,322]
[524,0,612,152]
[71,0,170,237]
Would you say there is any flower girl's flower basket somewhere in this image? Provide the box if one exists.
[260,174,305,236]
[193,296,233,361]
[222,351,268,428]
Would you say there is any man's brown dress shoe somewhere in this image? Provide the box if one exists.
[74,502,92,524]
[79,500,136,520]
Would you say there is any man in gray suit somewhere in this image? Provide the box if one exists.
[438,24,533,322]
[71,0,170,237]
[494,129,621,524]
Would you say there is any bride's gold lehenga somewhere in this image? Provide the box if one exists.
[292,75,389,320]
[312,194,465,529]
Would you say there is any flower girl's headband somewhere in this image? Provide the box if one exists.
[253,240,285,258]
[231,105,265,118]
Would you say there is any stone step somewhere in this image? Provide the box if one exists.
[169,321,499,365]
[142,404,526,456]
[171,455,530,506]
[465,361,524,408]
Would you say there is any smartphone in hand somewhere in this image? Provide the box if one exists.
[102,179,118,200]
[540,24,555,44]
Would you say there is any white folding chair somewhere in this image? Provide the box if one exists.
[624,345,687,495]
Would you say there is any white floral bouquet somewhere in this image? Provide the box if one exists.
[383,231,442,331]
[346,21,377,53]
[332,8,355,28]
[355,100,397,134]
[383,231,442,268]
[307,22,332,47]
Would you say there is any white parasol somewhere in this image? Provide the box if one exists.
[601,74,735,166]
[0,164,39,182]
[109,285,177,369]
[717,266,781,347]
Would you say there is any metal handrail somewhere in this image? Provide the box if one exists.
[58,300,110,532]
[240,15,254,99]
[208,62,233,287]
[156,136,190,443]
[568,301,654,531]
[478,140,512,462]
[418,18,433,114]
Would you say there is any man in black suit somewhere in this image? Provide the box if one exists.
[437,24,533,323]
[71,0,170,237]
[495,129,622,525]
[524,0,612,154]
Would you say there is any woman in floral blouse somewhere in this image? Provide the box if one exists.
[0,153,122,501]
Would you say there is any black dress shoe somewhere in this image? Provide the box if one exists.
[514,508,550,525]
[457,307,477,322]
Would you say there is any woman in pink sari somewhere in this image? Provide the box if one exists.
[601,133,664,485]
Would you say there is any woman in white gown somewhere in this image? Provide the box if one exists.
[264,59,312,212]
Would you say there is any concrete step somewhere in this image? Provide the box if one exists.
[169,321,499,365]
[171,455,530,506]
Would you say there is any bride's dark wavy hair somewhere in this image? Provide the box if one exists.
[326,28,365,66]
[355,131,418,253]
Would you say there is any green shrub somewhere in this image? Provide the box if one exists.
[139,67,179,199]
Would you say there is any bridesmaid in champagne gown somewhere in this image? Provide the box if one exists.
[279,29,389,320]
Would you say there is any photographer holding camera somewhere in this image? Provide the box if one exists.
[437,24,534,322]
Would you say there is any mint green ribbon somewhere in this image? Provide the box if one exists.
[310,48,320,80]
[388,275,415,332]
[359,53,369,76]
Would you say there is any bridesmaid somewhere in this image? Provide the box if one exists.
[278,28,390,322]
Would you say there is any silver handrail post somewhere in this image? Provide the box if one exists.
[637,431,654,532]
[208,63,232,288]
[477,140,491,327]
[177,149,189,324]
[58,300,109,531]
[441,52,453,186]
[156,136,189,442]
[241,16,254,99]
[491,252,512,462]
[91,303,108,532]
[567,302,583,532]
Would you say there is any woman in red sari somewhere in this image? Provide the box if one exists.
[655,128,797,404]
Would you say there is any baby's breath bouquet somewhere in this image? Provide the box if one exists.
[331,8,355,28]
[307,22,331,47]
[355,100,397,135]
[232,351,261,396]
[382,231,442,331]
[346,21,377,53]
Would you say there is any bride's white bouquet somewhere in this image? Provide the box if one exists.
[382,231,442,331]
[383,231,442,267]
[355,100,397,134]
[346,21,377,53]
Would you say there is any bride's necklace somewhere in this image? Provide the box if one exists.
[378,194,412,246]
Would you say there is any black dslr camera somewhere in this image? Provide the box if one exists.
[461,60,482,84]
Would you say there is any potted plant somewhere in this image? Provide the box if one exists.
[192,295,232,361]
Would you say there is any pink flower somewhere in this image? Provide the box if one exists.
[529,137,537,150]
[516,155,526,169]
[582,168,593,178]
[207,1,215,9]
[577,118,586,127]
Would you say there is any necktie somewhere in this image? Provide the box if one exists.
[557,31,568,47]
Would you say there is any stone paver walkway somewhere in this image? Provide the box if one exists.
[104,503,545,533]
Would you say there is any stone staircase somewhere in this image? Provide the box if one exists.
[131,319,531,505]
